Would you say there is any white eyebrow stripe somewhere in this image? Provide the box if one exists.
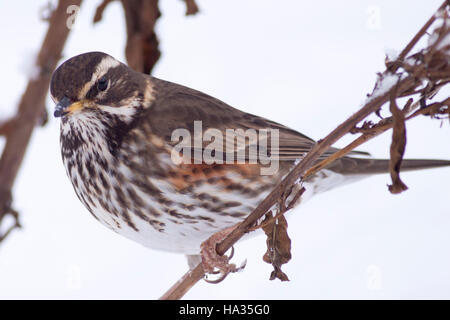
[77,56,120,100]
[92,56,120,80]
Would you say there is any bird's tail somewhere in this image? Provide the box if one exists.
[326,157,450,175]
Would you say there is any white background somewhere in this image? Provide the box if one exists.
[0,0,449,299]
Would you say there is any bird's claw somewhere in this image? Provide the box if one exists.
[203,251,247,284]
[200,227,246,283]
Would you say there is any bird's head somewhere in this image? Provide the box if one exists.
[50,52,153,123]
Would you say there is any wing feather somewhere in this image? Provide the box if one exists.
[144,77,367,163]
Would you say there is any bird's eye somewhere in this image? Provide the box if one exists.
[97,77,108,91]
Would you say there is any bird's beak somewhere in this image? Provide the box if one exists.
[54,96,72,118]
[54,96,85,118]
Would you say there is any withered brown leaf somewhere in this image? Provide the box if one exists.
[388,93,408,194]
[262,212,292,281]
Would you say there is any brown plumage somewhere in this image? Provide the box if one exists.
[50,52,450,255]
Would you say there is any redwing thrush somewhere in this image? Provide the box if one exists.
[50,52,450,267]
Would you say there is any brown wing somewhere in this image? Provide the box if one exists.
[145,76,343,163]
[140,77,450,178]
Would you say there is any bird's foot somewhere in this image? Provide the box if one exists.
[200,226,236,274]
[200,226,246,283]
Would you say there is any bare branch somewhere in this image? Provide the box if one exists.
[183,0,199,16]
[93,0,115,23]
[0,0,81,244]
[159,263,205,300]
[0,117,17,136]
[388,0,449,72]
[120,0,161,74]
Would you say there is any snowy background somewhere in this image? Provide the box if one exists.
[0,0,449,299]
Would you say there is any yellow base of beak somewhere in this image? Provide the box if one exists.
[67,100,85,114]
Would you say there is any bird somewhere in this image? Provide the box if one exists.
[50,51,450,272]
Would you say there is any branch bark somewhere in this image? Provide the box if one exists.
[121,0,161,74]
[183,0,199,16]
[0,0,81,243]
[94,0,199,74]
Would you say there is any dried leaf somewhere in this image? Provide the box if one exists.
[388,93,408,194]
[262,213,291,281]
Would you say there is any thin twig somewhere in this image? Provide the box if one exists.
[93,0,114,23]
[183,0,199,16]
[159,263,205,300]
[390,0,449,71]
